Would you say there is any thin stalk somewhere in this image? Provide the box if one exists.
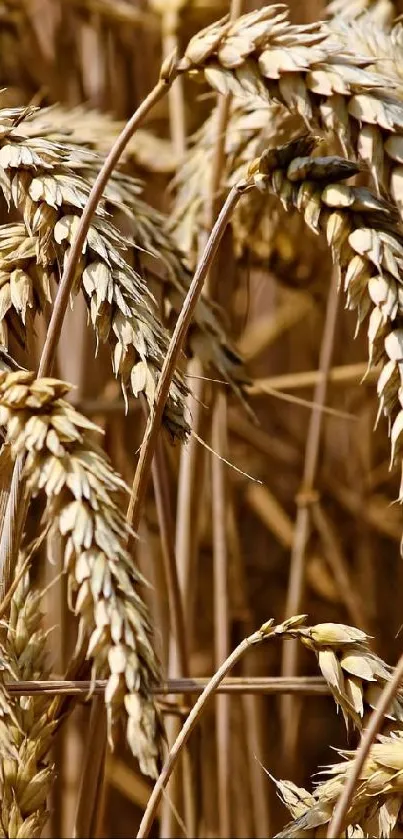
[163,10,186,160]
[174,358,205,635]
[127,182,247,532]
[327,652,403,838]
[212,390,231,838]
[151,434,198,839]
[281,268,340,765]
[136,625,272,839]
[73,696,107,838]
[143,389,189,679]
[204,0,243,296]
[6,675,329,696]
[312,501,368,631]
[227,496,271,837]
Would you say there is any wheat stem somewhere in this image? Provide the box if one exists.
[137,625,270,839]
[163,10,186,159]
[127,182,246,531]
[280,267,340,767]
[327,652,403,837]
[212,389,231,838]
[73,696,107,839]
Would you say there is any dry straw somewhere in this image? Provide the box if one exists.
[0,369,162,778]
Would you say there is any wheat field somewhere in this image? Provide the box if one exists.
[3,0,403,837]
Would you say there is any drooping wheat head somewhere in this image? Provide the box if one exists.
[240,136,403,521]
[176,5,403,214]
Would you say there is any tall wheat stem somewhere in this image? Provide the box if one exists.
[212,389,231,838]
[281,267,340,768]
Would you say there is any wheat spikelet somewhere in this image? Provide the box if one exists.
[328,14,403,91]
[0,564,58,838]
[245,136,403,519]
[280,617,403,733]
[0,369,162,777]
[0,102,188,438]
[275,733,403,837]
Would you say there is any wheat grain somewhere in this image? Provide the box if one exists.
[0,102,188,438]
[0,369,162,777]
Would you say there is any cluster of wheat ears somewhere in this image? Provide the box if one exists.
[5,0,403,836]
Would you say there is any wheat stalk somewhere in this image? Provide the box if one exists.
[0,369,162,778]
[0,102,188,438]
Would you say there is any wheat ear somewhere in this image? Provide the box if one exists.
[0,103,187,438]
[275,733,403,837]
[0,369,162,777]
[242,136,403,518]
[326,0,395,25]
[176,5,403,211]
[170,97,308,262]
[0,562,58,838]
[280,617,403,734]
